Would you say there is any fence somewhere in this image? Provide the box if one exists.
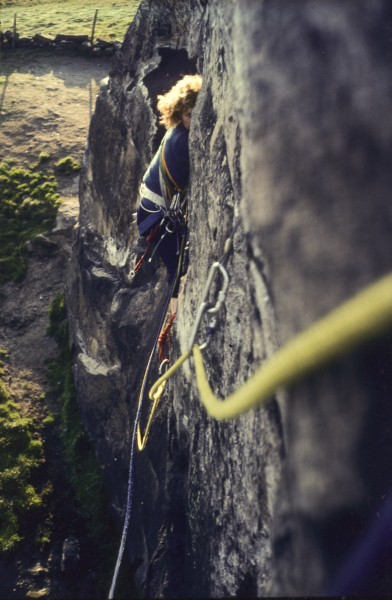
[0,9,122,56]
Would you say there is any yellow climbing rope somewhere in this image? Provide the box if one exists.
[149,273,392,420]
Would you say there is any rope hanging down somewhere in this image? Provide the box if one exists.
[108,196,187,599]
[135,237,185,452]
[149,271,392,420]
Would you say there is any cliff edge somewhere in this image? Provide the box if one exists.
[67,1,392,596]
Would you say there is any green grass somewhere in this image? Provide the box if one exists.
[0,356,47,554]
[0,293,119,583]
[1,0,142,42]
[0,160,61,284]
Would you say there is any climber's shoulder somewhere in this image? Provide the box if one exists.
[164,125,189,156]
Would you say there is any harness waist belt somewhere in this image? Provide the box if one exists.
[140,183,167,209]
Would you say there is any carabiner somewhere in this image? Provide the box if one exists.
[137,381,166,451]
[159,358,170,375]
[188,261,230,353]
[165,220,175,234]
[207,263,229,315]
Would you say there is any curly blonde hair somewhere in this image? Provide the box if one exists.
[157,74,202,129]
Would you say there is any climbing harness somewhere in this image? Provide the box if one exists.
[130,124,188,281]
[130,192,187,279]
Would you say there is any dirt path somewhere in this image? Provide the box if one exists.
[0,48,109,240]
[0,48,111,415]
[0,50,113,598]
[0,50,109,163]
[0,49,111,393]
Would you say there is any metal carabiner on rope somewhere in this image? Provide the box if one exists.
[137,359,170,451]
[165,220,175,234]
[159,358,170,374]
[188,260,230,352]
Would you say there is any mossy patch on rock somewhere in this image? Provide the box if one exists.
[0,353,46,554]
[54,157,81,176]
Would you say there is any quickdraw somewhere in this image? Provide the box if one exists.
[135,230,187,453]
[136,236,230,453]
[148,268,392,420]
[147,241,233,404]
[136,310,177,451]
[188,259,230,352]
[130,193,187,279]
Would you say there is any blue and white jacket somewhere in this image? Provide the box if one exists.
[141,124,189,205]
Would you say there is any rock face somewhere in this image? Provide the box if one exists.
[67,0,392,597]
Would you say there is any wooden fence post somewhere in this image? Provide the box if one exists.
[90,9,98,45]
[13,13,17,48]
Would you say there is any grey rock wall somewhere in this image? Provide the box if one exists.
[67,0,392,597]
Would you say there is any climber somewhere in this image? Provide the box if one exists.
[132,73,202,299]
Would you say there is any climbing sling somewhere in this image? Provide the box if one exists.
[159,131,183,204]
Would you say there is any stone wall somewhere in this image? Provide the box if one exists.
[0,31,120,55]
[67,0,392,596]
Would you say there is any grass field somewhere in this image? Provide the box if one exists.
[0,0,142,42]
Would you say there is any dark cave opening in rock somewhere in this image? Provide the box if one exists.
[143,47,198,147]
